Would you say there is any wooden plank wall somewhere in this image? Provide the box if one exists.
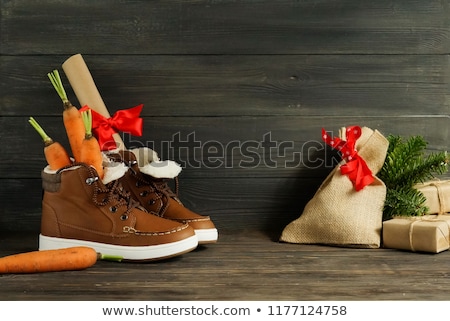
[1,0,449,235]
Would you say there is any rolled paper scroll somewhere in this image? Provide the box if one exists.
[62,54,125,150]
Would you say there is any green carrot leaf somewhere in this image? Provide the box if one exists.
[81,109,93,138]
[48,69,69,104]
[28,117,54,146]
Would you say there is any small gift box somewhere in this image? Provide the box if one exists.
[415,180,450,215]
[382,215,450,253]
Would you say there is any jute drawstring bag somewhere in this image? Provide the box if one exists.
[280,126,389,248]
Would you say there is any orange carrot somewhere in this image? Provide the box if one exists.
[48,69,85,162]
[80,108,104,179]
[28,117,71,170]
[0,247,98,274]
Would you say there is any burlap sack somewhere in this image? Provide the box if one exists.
[280,126,389,248]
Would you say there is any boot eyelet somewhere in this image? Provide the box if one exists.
[140,191,149,197]
[148,199,156,205]
[86,177,99,185]
[120,214,128,221]
[109,206,117,213]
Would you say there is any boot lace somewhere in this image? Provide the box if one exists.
[133,170,181,202]
[112,153,182,205]
[153,177,180,199]
[59,163,141,218]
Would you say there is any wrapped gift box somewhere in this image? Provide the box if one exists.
[415,180,450,215]
[382,216,450,253]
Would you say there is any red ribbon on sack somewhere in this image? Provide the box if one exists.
[80,104,143,151]
[322,126,373,191]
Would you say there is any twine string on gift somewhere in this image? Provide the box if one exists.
[80,104,144,151]
[322,126,373,191]
[408,217,450,252]
[408,220,418,252]
[429,181,447,215]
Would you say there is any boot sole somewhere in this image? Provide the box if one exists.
[195,228,218,244]
[39,234,198,261]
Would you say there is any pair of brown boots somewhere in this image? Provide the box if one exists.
[39,147,218,261]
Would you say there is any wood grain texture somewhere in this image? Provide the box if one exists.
[2,0,450,302]
[1,55,449,117]
[2,115,449,179]
[1,0,449,55]
[1,231,450,300]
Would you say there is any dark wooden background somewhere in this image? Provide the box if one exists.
[1,0,449,236]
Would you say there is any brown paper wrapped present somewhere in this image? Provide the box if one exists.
[415,180,450,215]
[382,216,450,253]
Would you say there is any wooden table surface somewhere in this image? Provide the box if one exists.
[1,230,450,301]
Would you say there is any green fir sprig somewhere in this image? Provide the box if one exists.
[377,134,448,220]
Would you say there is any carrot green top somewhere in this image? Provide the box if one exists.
[81,109,94,139]
[28,117,54,147]
[48,69,70,107]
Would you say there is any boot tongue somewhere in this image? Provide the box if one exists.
[106,150,142,170]
[106,150,134,164]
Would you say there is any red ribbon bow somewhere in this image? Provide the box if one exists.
[80,104,143,151]
[322,126,373,191]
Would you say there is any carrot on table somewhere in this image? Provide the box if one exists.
[48,69,85,162]
[0,247,98,274]
[28,117,71,170]
[81,108,104,179]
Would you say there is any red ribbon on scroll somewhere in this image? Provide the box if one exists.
[80,104,143,151]
[322,126,373,191]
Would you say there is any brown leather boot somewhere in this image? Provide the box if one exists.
[39,161,198,261]
[108,148,218,244]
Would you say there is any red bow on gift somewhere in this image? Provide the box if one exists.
[80,104,143,150]
[322,126,373,191]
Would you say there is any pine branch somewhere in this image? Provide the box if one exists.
[407,152,448,183]
[383,188,428,220]
[377,134,448,220]
[379,135,428,189]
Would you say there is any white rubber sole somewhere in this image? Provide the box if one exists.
[39,234,198,261]
[195,228,218,244]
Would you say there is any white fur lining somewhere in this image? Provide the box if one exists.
[43,165,58,174]
[100,152,129,184]
[43,161,128,185]
[140,160,182,179]
[129,147,159,166]
[130,147,182,179]
[102,162,128,184]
